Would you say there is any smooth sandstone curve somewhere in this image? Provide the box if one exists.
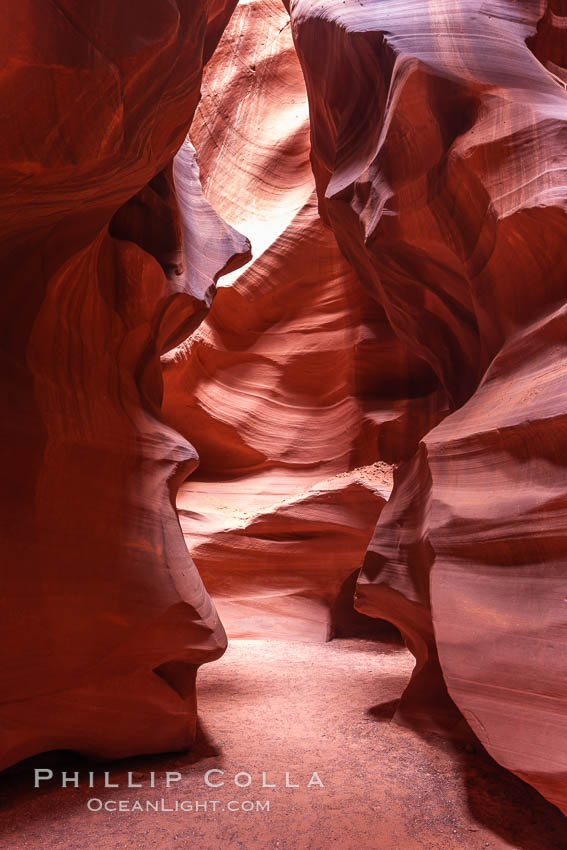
[289,0,567,811]
[0,0,248,768]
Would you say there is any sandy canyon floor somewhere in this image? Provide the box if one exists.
[1,639,565,850]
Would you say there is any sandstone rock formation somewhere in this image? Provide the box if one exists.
[289,0,567,814]
[162,0,440,640]
[0,0,248,769]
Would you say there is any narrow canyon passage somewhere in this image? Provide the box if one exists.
[1,639,565,850]
[2,0,567,846]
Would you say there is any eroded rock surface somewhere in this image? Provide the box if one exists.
[289,0,567,812]
[0,0,248,768]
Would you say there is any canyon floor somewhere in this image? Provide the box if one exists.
[1,638,565,850]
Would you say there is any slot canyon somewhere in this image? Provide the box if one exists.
[1,1,567,848]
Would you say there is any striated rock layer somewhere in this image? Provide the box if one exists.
[0,0,249,768]
[290,0,567,812]
[162,0,439,640]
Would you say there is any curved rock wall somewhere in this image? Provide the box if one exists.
[289,0,567,813]
[0,0,247,769]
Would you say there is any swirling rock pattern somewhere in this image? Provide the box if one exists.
[162,0,439,639]
[289,0,567,813]
[0,0,248,769]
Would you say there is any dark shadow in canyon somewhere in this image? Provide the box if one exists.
[0,719,222,827]
[367,700,567,850]
[330,570,404,642]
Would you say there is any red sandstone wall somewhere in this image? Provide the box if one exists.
[290,0,567,813]
[0,0,247,768]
